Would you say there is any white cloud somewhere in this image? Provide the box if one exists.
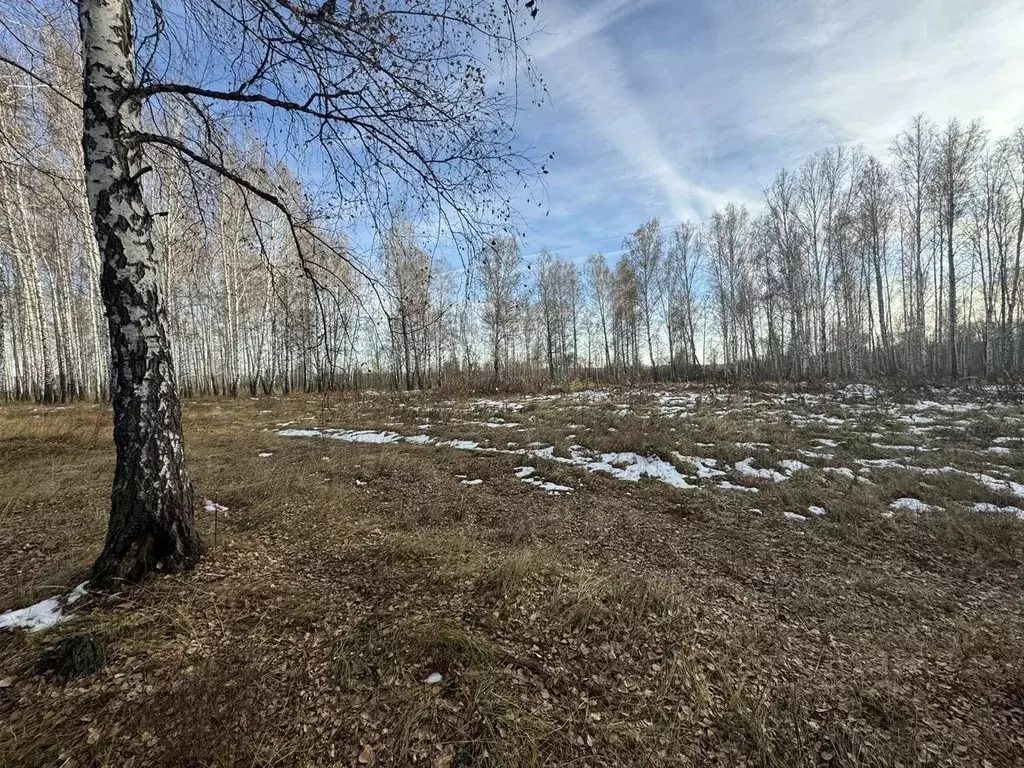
[533,0,732,223]
[519,0,1024,260]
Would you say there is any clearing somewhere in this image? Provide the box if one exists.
[1,383,1023,766]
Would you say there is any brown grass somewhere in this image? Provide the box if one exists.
[1,390,1023,767]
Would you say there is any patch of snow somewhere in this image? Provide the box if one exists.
[814,439,840,448]
[807,505,826,516]
[856,458,905,470]
[514,466,536,479]
[778,459,811,473]
[888,497,938,513]
[782,511,808,522]
[203,500,228,513]
[0,582,88,632]
[278,427,319,438]
[425,672,443,684]
[530,480,574,494]
[799,449,834,460]
[971,502,1024,520]
[258,452,273,458]
[735,458,788,483]
[460,479,483,486]
[472,398,525,412]
[907,400,981,414]
[586,452,696,489]
[871,443,935,453]
[987,446,1012,455]
[718,481,759,493]
[673,454,726,479]
[438,439,480,451]
[823,467,855,480]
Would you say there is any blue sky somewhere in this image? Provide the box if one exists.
[516,0,1024,264]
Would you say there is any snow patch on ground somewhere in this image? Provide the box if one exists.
[718,481,759,493]
[0,582,88,632]
[823,467,855,480]
[735,458,788,483]
[778,459,811,473]
[971,502,1024,520]
[673,454,726,479]
[460,479,483,486]
[888,497,939,513]
[799,449,834,460]
[586,453,696,489]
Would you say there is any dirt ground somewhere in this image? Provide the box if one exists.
[1,384,1023,767]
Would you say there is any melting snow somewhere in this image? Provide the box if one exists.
[460,479,483,486]
[783,511,808,522]
[971,502,1024,520]
[586,452,696,489]
[807,505,826,516]
[735,458,788,483]
[889,498,938,513]
[718,481,759,493]
[823,467,855,480]
[799,449,834,460]
[778,459,811,473]
[0,582,88,632]
[673,454,726,479]
[525,479,573,494]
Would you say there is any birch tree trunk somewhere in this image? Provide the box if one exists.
[79,0,203,585]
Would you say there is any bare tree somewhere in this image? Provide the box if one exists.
[623,218,663,379]
[480,236,524,383]
[0,0,549,583]
[857,155,896,373]
[584,253,614,375]
[934,118,985,380]
[892,115,935,374]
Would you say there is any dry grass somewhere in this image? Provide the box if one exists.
[1,389,1023,767]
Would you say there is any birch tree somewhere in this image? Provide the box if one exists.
[934,119,985,380]
[6,0,545,583]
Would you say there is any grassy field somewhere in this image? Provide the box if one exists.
[1,383,1023,767]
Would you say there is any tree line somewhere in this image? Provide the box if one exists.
[2,29,1022,399]
[477,118,1024,386]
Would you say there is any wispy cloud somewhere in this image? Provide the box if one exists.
[519,0,1024,263]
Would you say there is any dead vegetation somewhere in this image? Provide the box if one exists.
[1,387,1023,767]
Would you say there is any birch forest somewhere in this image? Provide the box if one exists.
[3,36,1024,400]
